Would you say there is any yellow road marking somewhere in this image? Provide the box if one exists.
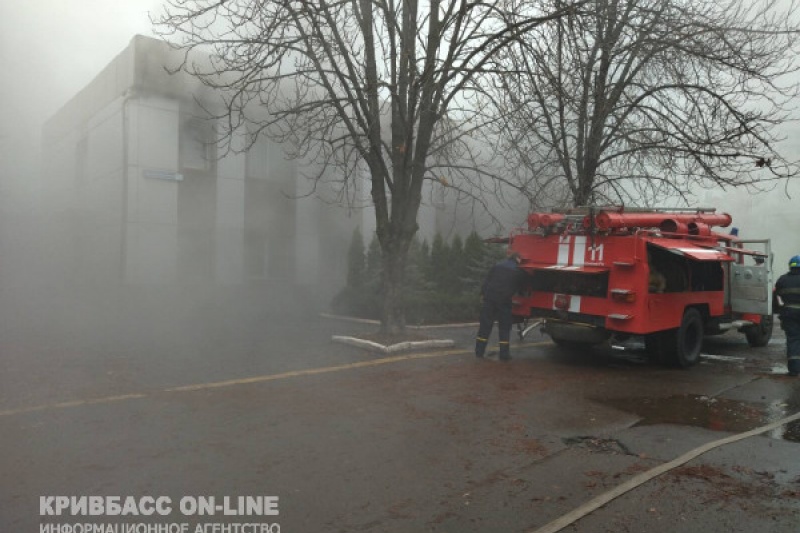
[0,394,148,417]
[0,341,551,417]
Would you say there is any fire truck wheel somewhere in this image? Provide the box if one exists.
[672,308,704,367]
[744,315,773,347]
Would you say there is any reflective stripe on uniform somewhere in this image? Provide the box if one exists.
[476,337,488,342]
[499,341,509,345]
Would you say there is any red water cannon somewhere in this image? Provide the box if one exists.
[591,211,732,231]
[527,213,565,230]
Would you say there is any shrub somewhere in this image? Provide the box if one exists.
[332,230,506,324]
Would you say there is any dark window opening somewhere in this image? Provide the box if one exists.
[688,260,724,291]
[180,117,216,173]
[648,244,688,293]
[647,244,723,293]
[528,270,609,298]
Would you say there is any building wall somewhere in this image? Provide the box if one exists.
[80,95,125,284]
[124,95,181,284]
[215,132,247,285]
[45,34,528,306]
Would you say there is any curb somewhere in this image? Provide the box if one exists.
[331,336,456,354]
[320,313,478,329]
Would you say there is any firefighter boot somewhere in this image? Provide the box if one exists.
[788,356,800,377]
[498,341,511,361]
[475,337,488,358]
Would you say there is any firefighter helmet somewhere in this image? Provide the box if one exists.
[790,255,800,269]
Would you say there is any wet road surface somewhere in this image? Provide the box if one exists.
[2,289,799,532]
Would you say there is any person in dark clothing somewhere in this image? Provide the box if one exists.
[775,255,800,376]
[475,252,526,360]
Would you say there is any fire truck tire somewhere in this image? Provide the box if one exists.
[744,315,773,347]
[671,308,704,367]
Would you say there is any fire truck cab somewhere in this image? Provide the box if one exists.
[509,207,773,367]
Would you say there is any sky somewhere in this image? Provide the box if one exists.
[0,0,163,141]
[0,0,798,264]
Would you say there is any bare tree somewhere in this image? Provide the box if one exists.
[154,0,584,333]
[490,0,800,208]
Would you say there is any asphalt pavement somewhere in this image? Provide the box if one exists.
[2,287,799,532]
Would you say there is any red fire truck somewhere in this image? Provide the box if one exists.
[509,207,773,367]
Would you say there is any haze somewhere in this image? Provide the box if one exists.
[1,0,798,329]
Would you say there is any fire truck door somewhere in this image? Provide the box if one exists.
[729,240,773,316]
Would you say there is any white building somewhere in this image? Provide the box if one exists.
[40,35,530,313]
[40,36,374,304]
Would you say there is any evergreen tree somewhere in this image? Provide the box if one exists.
[406,238,430,293]
[346,227,366,288]
[419,239,430,264]
[354,233,383,317]
[462,232,507,291]
[447,235,465,295]
[333,230,496,323]
[403,238,434,324]
[429,233,449,292]
[462,231,486,292]
[366,233,382,282]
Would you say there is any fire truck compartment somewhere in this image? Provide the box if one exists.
[646,237,734,262]
[646,243,725,293]
[527,269,609,297]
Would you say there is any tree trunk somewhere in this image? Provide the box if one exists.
[380,238,409,335]
[574,178,594,207]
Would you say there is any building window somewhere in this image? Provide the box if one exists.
[180,117,216,172]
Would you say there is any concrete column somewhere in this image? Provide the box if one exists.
[124,96,180,284]
[215,131,246,284]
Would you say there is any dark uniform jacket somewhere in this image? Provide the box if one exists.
[481,258,525,304]
[775,270,800,318]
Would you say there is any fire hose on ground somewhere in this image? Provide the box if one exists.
[531,410,800,533]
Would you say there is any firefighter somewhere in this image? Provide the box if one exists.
[475,252,525,361]
[648,269,667,293]
[775,255,800,376]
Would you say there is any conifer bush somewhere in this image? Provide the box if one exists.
[332,229,506,324]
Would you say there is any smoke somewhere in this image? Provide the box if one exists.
[1,0,798,360]
[700,116,800,271]
[1,1,162,138]
[0,1,162,293]
[0,0,345,394]
[704,177,800,272]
